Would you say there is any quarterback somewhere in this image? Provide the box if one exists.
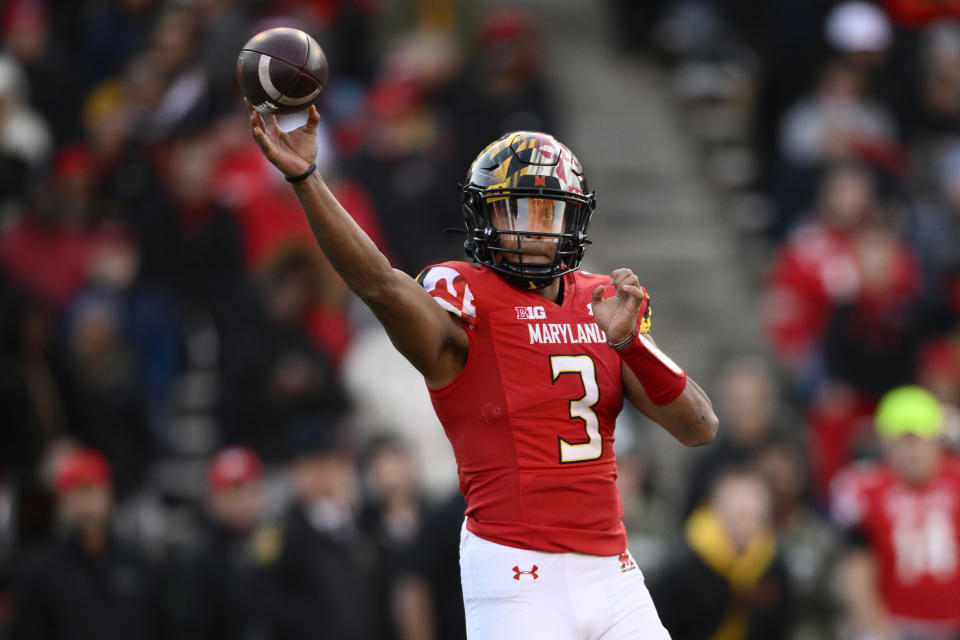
[248,103,718,640]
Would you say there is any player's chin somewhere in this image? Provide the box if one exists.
[515,253,555,265]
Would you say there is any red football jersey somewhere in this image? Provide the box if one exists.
[419,261,630,556]
[830,457,960,624]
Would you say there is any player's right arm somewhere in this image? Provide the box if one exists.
[248,104,468,388]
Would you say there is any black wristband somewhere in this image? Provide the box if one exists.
[285,163,316,183]
[608,331,637,351]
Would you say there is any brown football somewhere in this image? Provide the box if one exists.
[237,27,329,115]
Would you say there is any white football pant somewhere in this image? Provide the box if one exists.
[459,521,671,640]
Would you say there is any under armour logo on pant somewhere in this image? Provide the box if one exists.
[513,565,539,580]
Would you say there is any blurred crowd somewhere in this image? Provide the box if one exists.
[618,1,960,639]
[0,0,553,638]
[1,0,960,639]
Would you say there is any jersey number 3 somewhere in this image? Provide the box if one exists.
[551,355,602,463]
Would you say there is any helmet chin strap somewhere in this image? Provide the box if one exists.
[498,258,559,290]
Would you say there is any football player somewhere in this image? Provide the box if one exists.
[248,103,718,640]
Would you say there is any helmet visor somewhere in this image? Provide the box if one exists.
[484,197,575,236]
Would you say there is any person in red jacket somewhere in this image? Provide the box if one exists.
[245,102,718,639]
[830,386,960,640]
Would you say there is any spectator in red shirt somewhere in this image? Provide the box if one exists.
[764,161,876,393]
[831,386,960,640]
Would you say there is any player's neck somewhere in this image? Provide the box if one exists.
[533,277,562,304]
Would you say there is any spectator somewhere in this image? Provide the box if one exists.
[403,490,467,640]
[0,150,107,310]
[1,0,86,145]
[825,2,894,92]
[775,60,899,233]
[359,434,429,640]
[263,418,381,640]
[909,142,960,325]
[180,446,272,640]
[779,59,897,170]
[811,229,924,498]
[764,161,876,392]
[685,356,781,515]
[219,249,349,455]
[341,74,463,274]
[0,284,67,474]
[824,227,924,399]
[10,448,163,640]
[82,0,159,88]
[756,440,843,640]
[443,9,557,173]
[150,133,246,306]
[902,23,960,143]
[0,52,53,170]
[649,468,792,640]
[0,53,50,218]
[650,471,791,640]
[57,292,152,496]
[831,386,960,640]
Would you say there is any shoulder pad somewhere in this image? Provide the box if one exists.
[418,265,477,327]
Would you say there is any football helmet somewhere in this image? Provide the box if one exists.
[460,131,596,289]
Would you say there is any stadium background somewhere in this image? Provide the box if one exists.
[1,0,959,638]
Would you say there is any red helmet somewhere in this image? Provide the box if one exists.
[54,448,112,495]
[208,446,262,493]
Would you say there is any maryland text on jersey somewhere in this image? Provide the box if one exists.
[527,322,608,345]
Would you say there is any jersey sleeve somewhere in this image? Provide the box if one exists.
[417,265,477,329]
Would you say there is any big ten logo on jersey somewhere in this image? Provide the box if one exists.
[516,306,546,320]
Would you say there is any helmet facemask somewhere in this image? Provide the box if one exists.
[462,186,594,288]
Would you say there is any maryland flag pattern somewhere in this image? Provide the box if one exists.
[638,287,653,335]
[468,132,587,195]
[417,265,477,328]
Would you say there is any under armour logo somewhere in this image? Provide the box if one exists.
[619,552,636,573]
[513,565,539,580]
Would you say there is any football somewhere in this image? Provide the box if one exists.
[237,27,329,115]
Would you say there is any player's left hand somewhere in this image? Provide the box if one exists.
[591,268,649,345]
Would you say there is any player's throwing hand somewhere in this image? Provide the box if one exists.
[247,100,319,179]
[591,268,649,345]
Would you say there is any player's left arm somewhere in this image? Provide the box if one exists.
[621,345,718,447]
[591,268,718,447]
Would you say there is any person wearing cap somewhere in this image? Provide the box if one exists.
[180,446,272,640]
[260,417,382,640]
[10,447,162,640]
[830,386,960,640]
